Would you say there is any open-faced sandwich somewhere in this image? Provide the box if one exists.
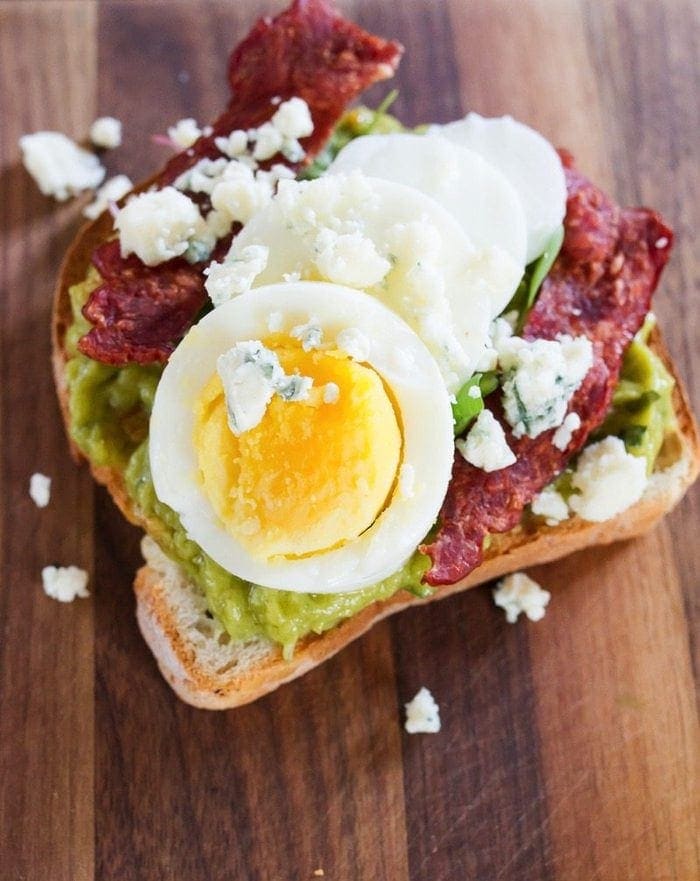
[50,0,699,708]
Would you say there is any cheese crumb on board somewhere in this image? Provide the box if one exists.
[455,409,516,472]
[29,473,51,508]
[41,565,89,603]
[83,174,133,220]
[115,187,205,266]
[89,116,122,149]
[493,572,550,623]
[19,131,105,201]
[404,687,441,734]
[568,436,647,522]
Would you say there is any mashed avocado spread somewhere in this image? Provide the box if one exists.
[63,109,675,655]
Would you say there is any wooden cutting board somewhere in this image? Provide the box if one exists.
[1,2,698,879]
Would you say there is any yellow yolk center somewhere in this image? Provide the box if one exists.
[193,344,402,559]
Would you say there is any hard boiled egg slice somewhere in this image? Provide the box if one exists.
[150,282,455,594]
[328,132,528,267]
[228,172,522,393]
[437,114,567,263]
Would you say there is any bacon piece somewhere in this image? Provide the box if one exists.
[79,0,402,365]
[78,241,207,365]
[422,155,673,586]
[159,0,403,184]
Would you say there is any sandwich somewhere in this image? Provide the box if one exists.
[51,0,700,709]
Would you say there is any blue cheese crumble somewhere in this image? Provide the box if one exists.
[493,572,550,623]
[290,319,324,351]
[89,116,122,149]
[19,131,105,201]
[41,565,90,603]
[115,187,205,266]
[205,244,269,306]
[323,382,340,404]
[336,327,370,362]
[568,436,647,522]
[167,118,210,149]
[217,340,313,435]
[498,334,593,438]
[531,486,569,525]
[404,687,441,734]
[29,473,52,508]
[455,409,516,472]
[83,174,133,220]
[552,411,582,450]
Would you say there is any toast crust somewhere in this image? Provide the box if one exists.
[52,204,700,710]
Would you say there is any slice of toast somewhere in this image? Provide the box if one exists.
[52,210,700,709]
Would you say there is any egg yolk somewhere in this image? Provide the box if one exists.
[193,344,402,559]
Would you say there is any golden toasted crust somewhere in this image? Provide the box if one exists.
[52,203,700,710]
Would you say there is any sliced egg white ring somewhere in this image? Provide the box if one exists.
[328,132,528,267]
[230,173,521,393]
[436,113,567,263]
[150,282,455,594]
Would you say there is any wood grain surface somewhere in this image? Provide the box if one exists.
[1,1,698,879]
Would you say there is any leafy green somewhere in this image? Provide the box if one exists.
[506,225,565,331]
[620,424,647,448]
[452,371,498,436]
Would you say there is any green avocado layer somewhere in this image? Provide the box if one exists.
[62,109,675,655]
[596,316,675,473]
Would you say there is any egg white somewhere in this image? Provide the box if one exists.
[437,114,567,263]
[328,132,528,268]
[229,173,522,392]
[149,282,455,594]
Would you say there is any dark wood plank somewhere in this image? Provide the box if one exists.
[0,5,97,881]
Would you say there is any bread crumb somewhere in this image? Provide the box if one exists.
[313,871,325,877]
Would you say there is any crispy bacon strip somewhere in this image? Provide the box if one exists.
[161,0,402,184]
[422,152,673,586]
[78,241,208,364]
[78,0,402,365]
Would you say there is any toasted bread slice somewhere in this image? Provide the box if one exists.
[52,209,700,709]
